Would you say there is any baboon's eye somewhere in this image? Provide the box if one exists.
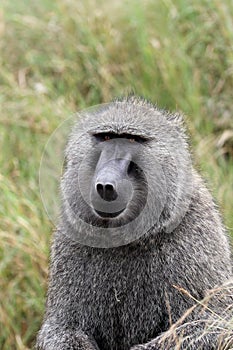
[93,133,148,143]
[93,133,113,142]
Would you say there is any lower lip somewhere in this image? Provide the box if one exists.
[94,208,125,219]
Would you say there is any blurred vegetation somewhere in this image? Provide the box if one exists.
[0,0,232,349]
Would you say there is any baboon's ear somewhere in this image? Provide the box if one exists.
[62,155,68,175]
[166,112,184,126]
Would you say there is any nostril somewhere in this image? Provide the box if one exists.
[96,182,118,201]
[105,183,114,192]
[105,183,118,201]
[96,183,104,199]
[105,184,117,201]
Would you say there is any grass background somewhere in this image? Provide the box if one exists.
[0,0,233,349]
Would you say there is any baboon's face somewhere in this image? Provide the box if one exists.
[89,133,149,222]
[62,129,152,228]
[61,101,192,246]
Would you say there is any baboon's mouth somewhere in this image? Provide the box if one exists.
[94,208,125,219]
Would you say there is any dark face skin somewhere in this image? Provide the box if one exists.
[61,129,151,240]
[90,132,148,221]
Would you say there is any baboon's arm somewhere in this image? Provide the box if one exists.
[36,323,99,350]
[131,281,233,350]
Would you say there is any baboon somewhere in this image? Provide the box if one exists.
[37,96,232,350]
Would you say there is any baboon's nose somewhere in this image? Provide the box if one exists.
[96,182,118,202]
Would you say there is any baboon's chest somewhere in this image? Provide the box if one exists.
[97,284,165,350]
[78,252,166,350]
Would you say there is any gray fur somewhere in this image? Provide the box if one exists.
[37,97,232,350]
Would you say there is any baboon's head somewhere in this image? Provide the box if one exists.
[61,97,193,247]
